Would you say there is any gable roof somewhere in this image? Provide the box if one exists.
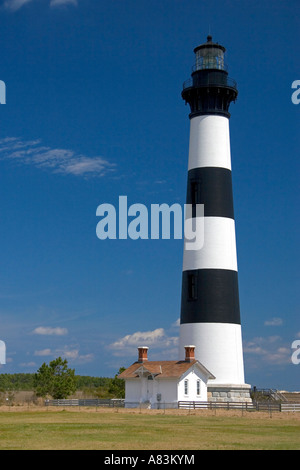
[118,360,215,380]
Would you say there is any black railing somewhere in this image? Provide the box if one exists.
[251,388,289,402]
[183,75,237,91]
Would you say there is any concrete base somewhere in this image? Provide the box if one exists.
[207,384,252,403]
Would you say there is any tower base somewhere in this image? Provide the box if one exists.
[207,383,252,403]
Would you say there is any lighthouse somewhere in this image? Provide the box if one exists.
[179,36,251,402]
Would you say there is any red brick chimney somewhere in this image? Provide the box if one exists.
[138,346,149,363]
[184,345,195,362]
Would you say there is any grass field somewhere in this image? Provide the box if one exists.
[0,406,299,450]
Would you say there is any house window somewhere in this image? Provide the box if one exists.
[184,379,189,396]
[197,380,201,396]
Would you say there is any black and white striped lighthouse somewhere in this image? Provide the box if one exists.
[179,36,251,399]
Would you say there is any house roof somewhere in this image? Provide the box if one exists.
[118,360,215,380]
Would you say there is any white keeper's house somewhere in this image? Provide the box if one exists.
[118,346,215,408]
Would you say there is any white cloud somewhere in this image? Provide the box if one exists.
[32,326,68,336]
[3,0,78,11]
[264,317,283,326]
[50,0,77,6]
[20,361,37,367]
[62,348,79,359]
[3,0,33,12]
[111,328,166,349]
[244,336,292,366]
[33,346,94,363]
[109,326,179,358]
[0,137,115,177]
[56,347,94,364]
[34,348,52,356]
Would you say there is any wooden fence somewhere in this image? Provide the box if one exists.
[45,398,125,407]
[178,401,256,411]
[44,399,300,412]
[178,401,300,412]
[281,403,300,412]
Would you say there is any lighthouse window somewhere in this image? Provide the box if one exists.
[190,181,198,218]
[187,272,197,301]
[184,379,189,395]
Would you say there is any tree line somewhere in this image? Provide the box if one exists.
[0,358,125,399]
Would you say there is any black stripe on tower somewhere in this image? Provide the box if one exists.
[180,165,241,324]
[180,269,241,324]
[187,167,234,219]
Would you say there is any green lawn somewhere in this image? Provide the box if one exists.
[0,408,299,450]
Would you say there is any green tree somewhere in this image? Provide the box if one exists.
[34,357,76,399]
[108,367,125,398]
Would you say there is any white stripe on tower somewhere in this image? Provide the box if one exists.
[183,216,238,272]
[179,36,246,386]
[188,115,232,171]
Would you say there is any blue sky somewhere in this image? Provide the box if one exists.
[0,0,299,390]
